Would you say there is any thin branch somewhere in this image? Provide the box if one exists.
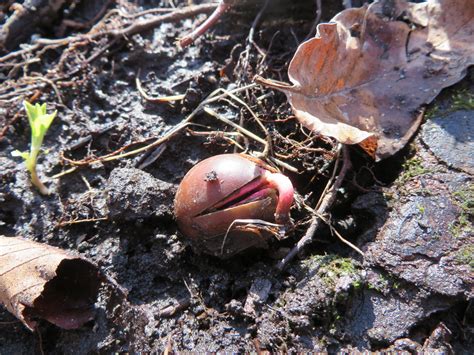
[136,73,185,103]
[277,144,352,270]
[237,0,270,84]
[179,0,231,48]
[159,297,191,317]
[318,214,365,257]
[53,84,257,176]
[116,3,218,38]
[56,216,108,228]
[204,107,268,147]
[303,0,322,41]
[203,106,297,172]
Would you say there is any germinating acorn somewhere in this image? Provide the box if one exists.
[174,153,294,257]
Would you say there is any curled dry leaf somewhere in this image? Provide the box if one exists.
[0,236,101,331]
[256,0,474,160]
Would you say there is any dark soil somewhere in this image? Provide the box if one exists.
[0,0,472,353]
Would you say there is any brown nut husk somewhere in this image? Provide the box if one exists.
[174,154,279,257]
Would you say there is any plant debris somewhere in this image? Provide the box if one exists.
[0,236,101,331]
[257,0,474,160]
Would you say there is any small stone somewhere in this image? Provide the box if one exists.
[243,278,272,316]
[421,110,474,174]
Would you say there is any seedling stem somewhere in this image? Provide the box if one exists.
[12,101,57,195]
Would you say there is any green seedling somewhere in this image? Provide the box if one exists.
[12,101,57,195]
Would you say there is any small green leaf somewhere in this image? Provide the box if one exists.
[22,100,57,152]
[11,101,57,194]
[11,150,30,160]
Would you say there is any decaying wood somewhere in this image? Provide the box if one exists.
[0,236,101,331]
[257,0,474,160]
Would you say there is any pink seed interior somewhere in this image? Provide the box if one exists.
[205,170,294,225]
[211,175,268,211]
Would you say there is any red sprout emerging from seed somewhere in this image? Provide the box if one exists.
[174,153,295,256]
[212,169,293,225]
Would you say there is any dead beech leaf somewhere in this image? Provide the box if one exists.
[256,0,474,160]
[0,235,101,331]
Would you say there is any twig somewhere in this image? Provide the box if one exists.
[0,320,20,325]
[54,84,257,175]
[330,225,364,257]
[277,144,352,270]
[51,166,78,179]
[0,44,40,63]
[102,7,174,21]
[221,218,281,255]
[25,76,64,105]
[94,85,255,163]
[163,333,175,355]
[158,297,191,317]
[56,0,114,36]
[303,0,322,41]
[136,144,167,169]
[0,3,218,62]
[248,0,270,51]
[179,0,232,48]
[204,107,268,148]
[56,216,108,228]
[0,4,218,109]
[237,0,270,84]
[318,214,365,257]
[203,107,297,172]
[187,129,248,151]
[115,3,218,38]
[60,135,159,166]
[36,328,45,355]
[136,73,185,103]
[218,88,272,157]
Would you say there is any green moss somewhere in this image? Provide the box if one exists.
[426,89,474,119]
[367,277,389,292]
[451,89,474,111]
[425,103,441,119]
[455,245,474,270]
[398,156,432,185]
[453,184,474,214]
[319,256,359,288]
[449,184,474,237]
[417,204,425,214]
[367,276,389,292]
[301,255,363,337]
[302,254,361,288]
[365,272,403,292]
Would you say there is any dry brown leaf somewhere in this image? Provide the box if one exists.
[256,0,474,160]
[0,235,101,331]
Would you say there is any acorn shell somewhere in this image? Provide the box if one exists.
[174,154,278,257]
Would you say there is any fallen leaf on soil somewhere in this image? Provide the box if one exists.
[0,235,101,331]
[256,0,474,160]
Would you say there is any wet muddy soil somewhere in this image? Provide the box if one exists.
[0,0,472,353]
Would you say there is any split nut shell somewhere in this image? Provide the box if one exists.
[174,154,292,257]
